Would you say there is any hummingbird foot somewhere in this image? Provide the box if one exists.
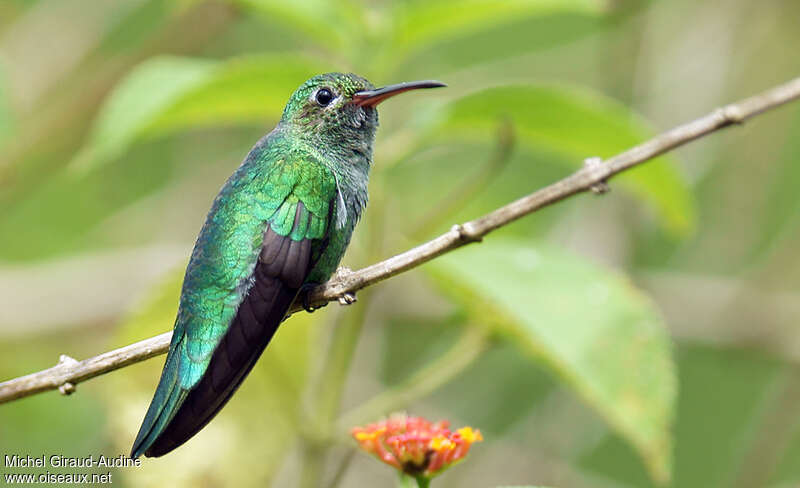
[298,283,327,313]
[328,268,357,305]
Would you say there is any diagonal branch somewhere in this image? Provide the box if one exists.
[2,76,799,406]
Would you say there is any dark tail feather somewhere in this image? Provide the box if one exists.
[143,272,298,457]
[131,214,315,458]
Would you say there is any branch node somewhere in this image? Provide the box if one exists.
[451,223,482,243]
[58,354,79,366]
[332,266,354,283]
[58,382,76,396]
[717,105,746,125]
[583,157,610,194]
[338,292,357,306]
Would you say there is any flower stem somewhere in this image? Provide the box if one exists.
[415,475,431,488]
[397,473,421,488]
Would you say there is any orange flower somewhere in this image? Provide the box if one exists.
[351,414,483,480]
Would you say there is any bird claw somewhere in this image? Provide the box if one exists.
[338,292,357,306]
[299,268,358,312]
[298,283,323,313]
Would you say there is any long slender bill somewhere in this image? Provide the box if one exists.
[352,80,447,107]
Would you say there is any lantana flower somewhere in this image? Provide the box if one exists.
[352,414,483,486]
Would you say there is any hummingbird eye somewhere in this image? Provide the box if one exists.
[315,88,334,107]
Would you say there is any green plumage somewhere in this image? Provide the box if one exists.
[131,73,444,458]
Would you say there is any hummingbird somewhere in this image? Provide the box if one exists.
[130,73,445,458]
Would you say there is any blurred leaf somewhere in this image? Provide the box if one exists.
[749,112,800,261]
[773,425,800,487]
[234,0,362,51]
[428,240,675,483]
[670,347,784,488]
[381,314,464,385]
[0,388,112,477]
[71,54,332,172]
[0,63,13,149]
[581,345,788,488]
[97,0,178,54]
[0,138,173,261]
[390,0,604,57]
[429,340,556,437]
[115,267,184,343]
[145,55,332,133]
[0,328,117,478]
[379,312,555,436]
[398,12,602,78]
[70,56,215,171]
[428,85,695,235]
[386,143,568,239]
[107,267,319,486]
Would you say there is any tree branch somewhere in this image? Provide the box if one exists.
[2,76,799,405]
[0,334,171,403]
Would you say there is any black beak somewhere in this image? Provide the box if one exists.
[352,80,447,107]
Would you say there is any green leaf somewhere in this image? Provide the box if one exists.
[428,240,676,484]
[429,84,695,236]
[390,0,604,56]
[71,54,332,171]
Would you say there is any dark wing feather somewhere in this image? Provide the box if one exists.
[135,202,320,457]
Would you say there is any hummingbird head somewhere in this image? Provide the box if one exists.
[280,73,445,162]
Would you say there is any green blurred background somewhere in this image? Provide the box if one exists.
[1,0,799,487]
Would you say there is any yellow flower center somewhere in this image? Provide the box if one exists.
[456,427,483,444]
[430,435,455,451]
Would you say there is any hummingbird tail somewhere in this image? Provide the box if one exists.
[130,346,188,459]
[144,273,298,457]
[130,203,318,458]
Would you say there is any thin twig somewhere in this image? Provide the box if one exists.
[0,333,171,403]
[731,367,800,488]
[323,449,356,488]
[335,326,489,438]
[1,76,799,405]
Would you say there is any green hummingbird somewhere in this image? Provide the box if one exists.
[130,73,445,458]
